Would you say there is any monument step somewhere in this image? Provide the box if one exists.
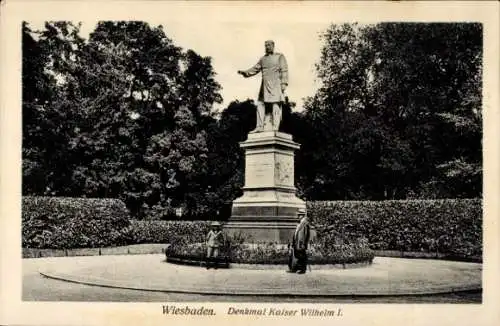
[224,221,299,243]
[231,206,303,216]
[229,215,299,223]
[240,186,297,192]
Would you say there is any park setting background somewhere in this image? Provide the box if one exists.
[20,20,482,263]
[22,21,482,260]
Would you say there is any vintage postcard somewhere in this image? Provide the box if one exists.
[1,1,499,326]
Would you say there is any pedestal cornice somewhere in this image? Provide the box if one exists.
[240,131,300,150]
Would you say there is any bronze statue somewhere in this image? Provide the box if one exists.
[238,40,288,133]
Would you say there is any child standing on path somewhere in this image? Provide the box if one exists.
[206,221,224,269]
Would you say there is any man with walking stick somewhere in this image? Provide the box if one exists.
[287,208,310,274]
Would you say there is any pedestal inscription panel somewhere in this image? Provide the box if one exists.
[245,153,275,188]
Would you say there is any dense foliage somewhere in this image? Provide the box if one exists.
[23,22,482,218]
[22,21,228,218]
[296,23,482,200]
[22,196,130,248]
[309,199,482,258]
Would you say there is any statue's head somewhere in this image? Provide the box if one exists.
[265,40,275,54]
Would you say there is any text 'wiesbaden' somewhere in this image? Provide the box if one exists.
[162,306,215,316]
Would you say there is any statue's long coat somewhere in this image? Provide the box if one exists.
[241,53,288,103]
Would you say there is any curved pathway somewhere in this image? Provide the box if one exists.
[35,254,481,297]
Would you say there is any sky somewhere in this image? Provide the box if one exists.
[30,19,331,113]
[160,21,330,112]
[23,1,497,114]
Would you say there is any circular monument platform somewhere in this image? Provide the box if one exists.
[37,254,482,296]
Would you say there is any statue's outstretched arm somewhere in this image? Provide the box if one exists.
[239,59,262,78]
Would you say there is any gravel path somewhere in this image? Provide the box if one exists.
[23,254,482,302]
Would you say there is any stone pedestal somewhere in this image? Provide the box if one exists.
[225,131,306,243]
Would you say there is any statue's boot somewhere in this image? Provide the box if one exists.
[249,127,263,133]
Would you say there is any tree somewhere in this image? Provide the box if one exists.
[22,21,52,195]
[204,100,256,217]
[300,22,482,199]
[22,21,224,218]
[367,23,482,198]
[22,21,86,195]
[82,22,223,217]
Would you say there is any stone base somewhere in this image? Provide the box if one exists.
[224,221,298,244]
[229,188,306,243]
[224,219,316,244]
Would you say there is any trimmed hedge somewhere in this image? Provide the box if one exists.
[307,199,482,258]
[22,196,482,261]
[21,196,210,249]
[22,196,131,249]
[132,199,482,259]
[126,220,210,245]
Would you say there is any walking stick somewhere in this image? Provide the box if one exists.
[201,243,205,267]
[307,248,312,273]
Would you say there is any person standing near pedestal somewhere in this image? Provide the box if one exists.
[237,40,288,133]
[288,208,310,274]
[206,221,224,269]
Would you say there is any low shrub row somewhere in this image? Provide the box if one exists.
[165,232,375,265]
[308,199,482,258]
